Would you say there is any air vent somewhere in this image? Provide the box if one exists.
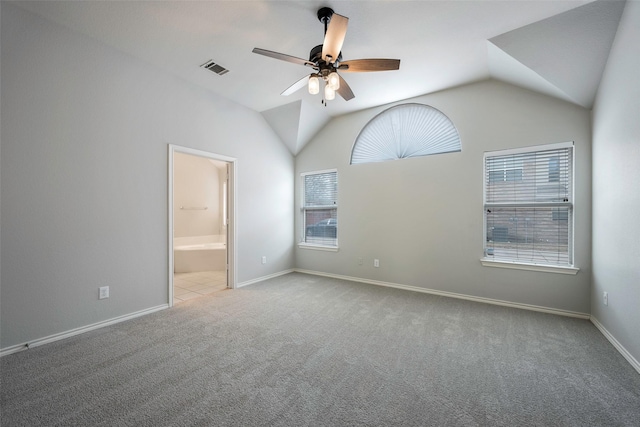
[200,60,229,76]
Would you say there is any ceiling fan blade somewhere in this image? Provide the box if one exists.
[322,13,348,63]
[252,48,315,68]
[339,59,401,72]
[281,75,309,96]
[337,74,354,101]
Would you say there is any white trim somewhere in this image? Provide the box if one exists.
[168,147,175,305]
[293,269,590,319]
[236,269,295,288]
[480,258,579,275]
[168,144,238,305]
[0,305,168,357]
[298,242,339,252]
[591,316,640,375]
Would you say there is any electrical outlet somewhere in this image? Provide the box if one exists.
[99,286,109,300]
[261,256,267,264]
[603,291,608,306]
[358,257,363,266]
[374,259,380,268]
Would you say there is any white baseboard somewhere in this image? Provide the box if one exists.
[0,304,168,358]
[236,269,295,288]
[294,269,591,319]
[590,316,640,375]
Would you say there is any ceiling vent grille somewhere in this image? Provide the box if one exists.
[200,60,229,76]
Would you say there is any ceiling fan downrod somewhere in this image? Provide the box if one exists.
[317,7,334,35]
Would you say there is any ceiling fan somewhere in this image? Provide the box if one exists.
[252,7,400,103]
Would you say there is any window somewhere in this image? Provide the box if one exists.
[301,170,337,248]
[350,103,461,164]
[483,142,575,271]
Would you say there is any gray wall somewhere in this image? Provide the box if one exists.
[0,4,295,348]
[591,1,640,364]
[296,80,592,315]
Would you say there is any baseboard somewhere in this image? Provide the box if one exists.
[590,316,640,375]
[0,304,168,358]
[294,269,591,320]
[236,269,295,289]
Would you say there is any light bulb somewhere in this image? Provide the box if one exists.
[325,85,335,101]
[308,75,320,95]
[327,72,340,90]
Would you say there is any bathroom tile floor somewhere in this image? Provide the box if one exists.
[173,270,227,305]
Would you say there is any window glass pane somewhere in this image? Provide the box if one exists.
[485,148,572,204]
[304,172,337,207]
[485,207,570,265]
[304,208,337,246]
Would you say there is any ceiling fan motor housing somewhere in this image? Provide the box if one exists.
[309,44,342,65]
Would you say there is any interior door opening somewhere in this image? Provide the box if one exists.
[168,145,236,306]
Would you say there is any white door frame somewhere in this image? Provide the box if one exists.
[168,144,237,306]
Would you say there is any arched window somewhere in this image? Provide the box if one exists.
[350,103,461,164]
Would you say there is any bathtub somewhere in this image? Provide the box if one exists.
[174,235,226,273]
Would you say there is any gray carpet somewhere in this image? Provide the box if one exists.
[2,272,639,426]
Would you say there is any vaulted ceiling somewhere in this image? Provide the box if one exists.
[15,1,625,154]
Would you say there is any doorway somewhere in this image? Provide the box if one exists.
[168,145,236,306]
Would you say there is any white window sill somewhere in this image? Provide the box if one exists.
[480,258,579,275]
[298,242,339,252]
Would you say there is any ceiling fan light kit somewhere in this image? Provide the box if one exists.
[252,7,400,103]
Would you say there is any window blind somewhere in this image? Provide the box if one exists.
[484,144,573,266]
[350,103,461,164]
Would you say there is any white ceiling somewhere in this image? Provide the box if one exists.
[14,0,625,154]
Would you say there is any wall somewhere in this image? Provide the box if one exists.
[591,1,640,366]
[173,153,223,238]
[296,80,592,315]
[0,4,294,349]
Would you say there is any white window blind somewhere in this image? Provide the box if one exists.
[484,143,574,267]
[302,170,337,247]
[350,103,461,164]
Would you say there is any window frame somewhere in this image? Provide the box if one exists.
[298,169,339,251]
[481,142,579,275]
